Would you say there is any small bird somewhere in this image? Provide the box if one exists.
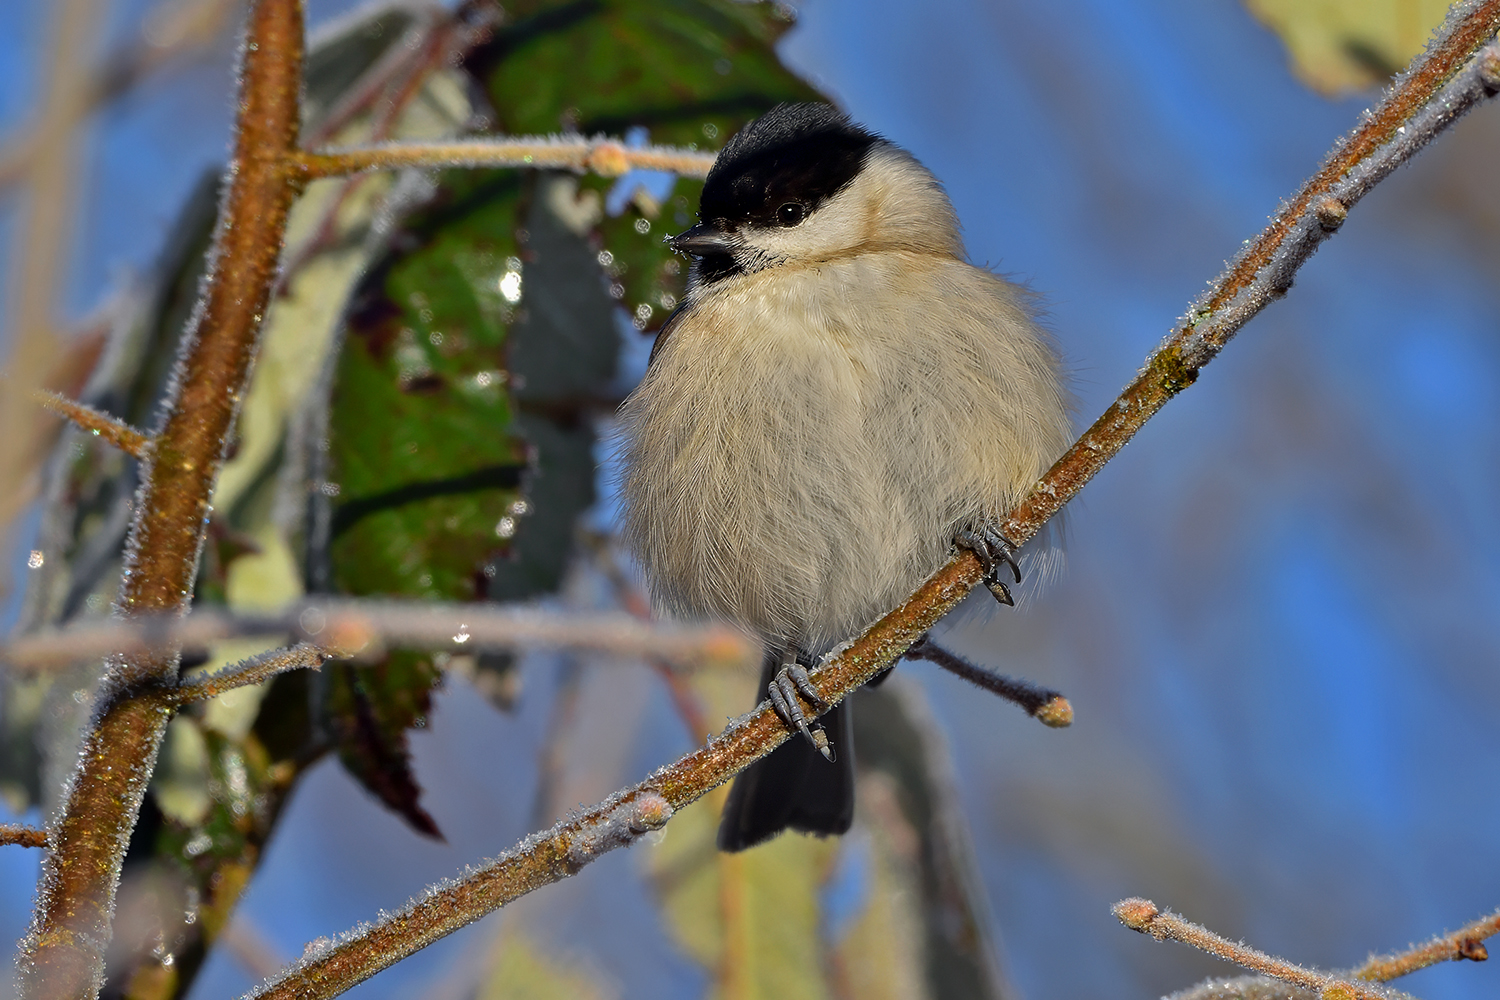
[618,103,1071,851]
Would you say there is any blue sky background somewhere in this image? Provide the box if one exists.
[3,1,1500,999]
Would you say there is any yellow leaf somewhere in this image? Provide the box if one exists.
[151,716,211,826]
[478,931,613,1000]
[1244,0,1451,94]
[645,664,839,1000]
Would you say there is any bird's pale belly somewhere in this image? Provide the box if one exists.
[623,354,950,657]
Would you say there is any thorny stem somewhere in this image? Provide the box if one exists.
[246,11,1500,1000]
[17,1,306,997]
[35,390,150,459]
[1113,899,1395,1000]
[294,137,718,180]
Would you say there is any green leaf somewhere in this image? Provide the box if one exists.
[328,170,531,605]
[477,931,613,1000]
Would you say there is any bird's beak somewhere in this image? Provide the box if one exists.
[667,223,734,256]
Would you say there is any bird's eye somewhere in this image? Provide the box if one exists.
[776,202,806,227]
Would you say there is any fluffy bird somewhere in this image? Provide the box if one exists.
[618,103,1071,851]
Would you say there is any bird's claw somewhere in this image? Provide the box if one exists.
[767,660,834,760]
[955,526,1022,607]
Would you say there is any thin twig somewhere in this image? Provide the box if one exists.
[0,0,100,602]
[905,636,1072,727]
[0,825,48,849]
[0,0,240,190]
[33,391,150,459]
[1113,899,1401,1000]
[1353,908,1500,980]
[1,600,754,674]
[276,5,496,293]
[172,642,328,704]
[294,138,718,180]
[244,13,1500,999]
[1164,906,1500,999]
[301,8,444,147]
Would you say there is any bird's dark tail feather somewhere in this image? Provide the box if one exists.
[717,656,855,852]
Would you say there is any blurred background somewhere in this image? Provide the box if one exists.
[2,1,1499,999]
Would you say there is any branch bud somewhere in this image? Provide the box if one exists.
[1113,897,1160,932]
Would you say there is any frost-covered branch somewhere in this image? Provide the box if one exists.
[1352,908,1500,980]
[1114,899,1402,1000]
[1143,900,1500,1000]
[905,635,1072,727]
[243,10,1500,999]
[2,600,754,675]
[0,825,47,849]
[295,137,717,180]
[171,642,330,703]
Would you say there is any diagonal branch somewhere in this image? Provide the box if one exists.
[244,9,1500,999]
[995,1,1500,552]
[294,137,718,180]
[34,390,150,459]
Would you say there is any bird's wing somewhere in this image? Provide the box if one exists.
[647,301,691,370]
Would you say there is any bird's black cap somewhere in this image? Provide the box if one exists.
[698,103,881,229]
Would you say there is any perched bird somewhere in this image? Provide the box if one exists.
[618,103,1071,851]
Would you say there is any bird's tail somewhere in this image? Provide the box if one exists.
[717,654,855,852]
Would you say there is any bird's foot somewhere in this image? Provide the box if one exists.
[767,657,834,761]
[955,525,1022,606]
